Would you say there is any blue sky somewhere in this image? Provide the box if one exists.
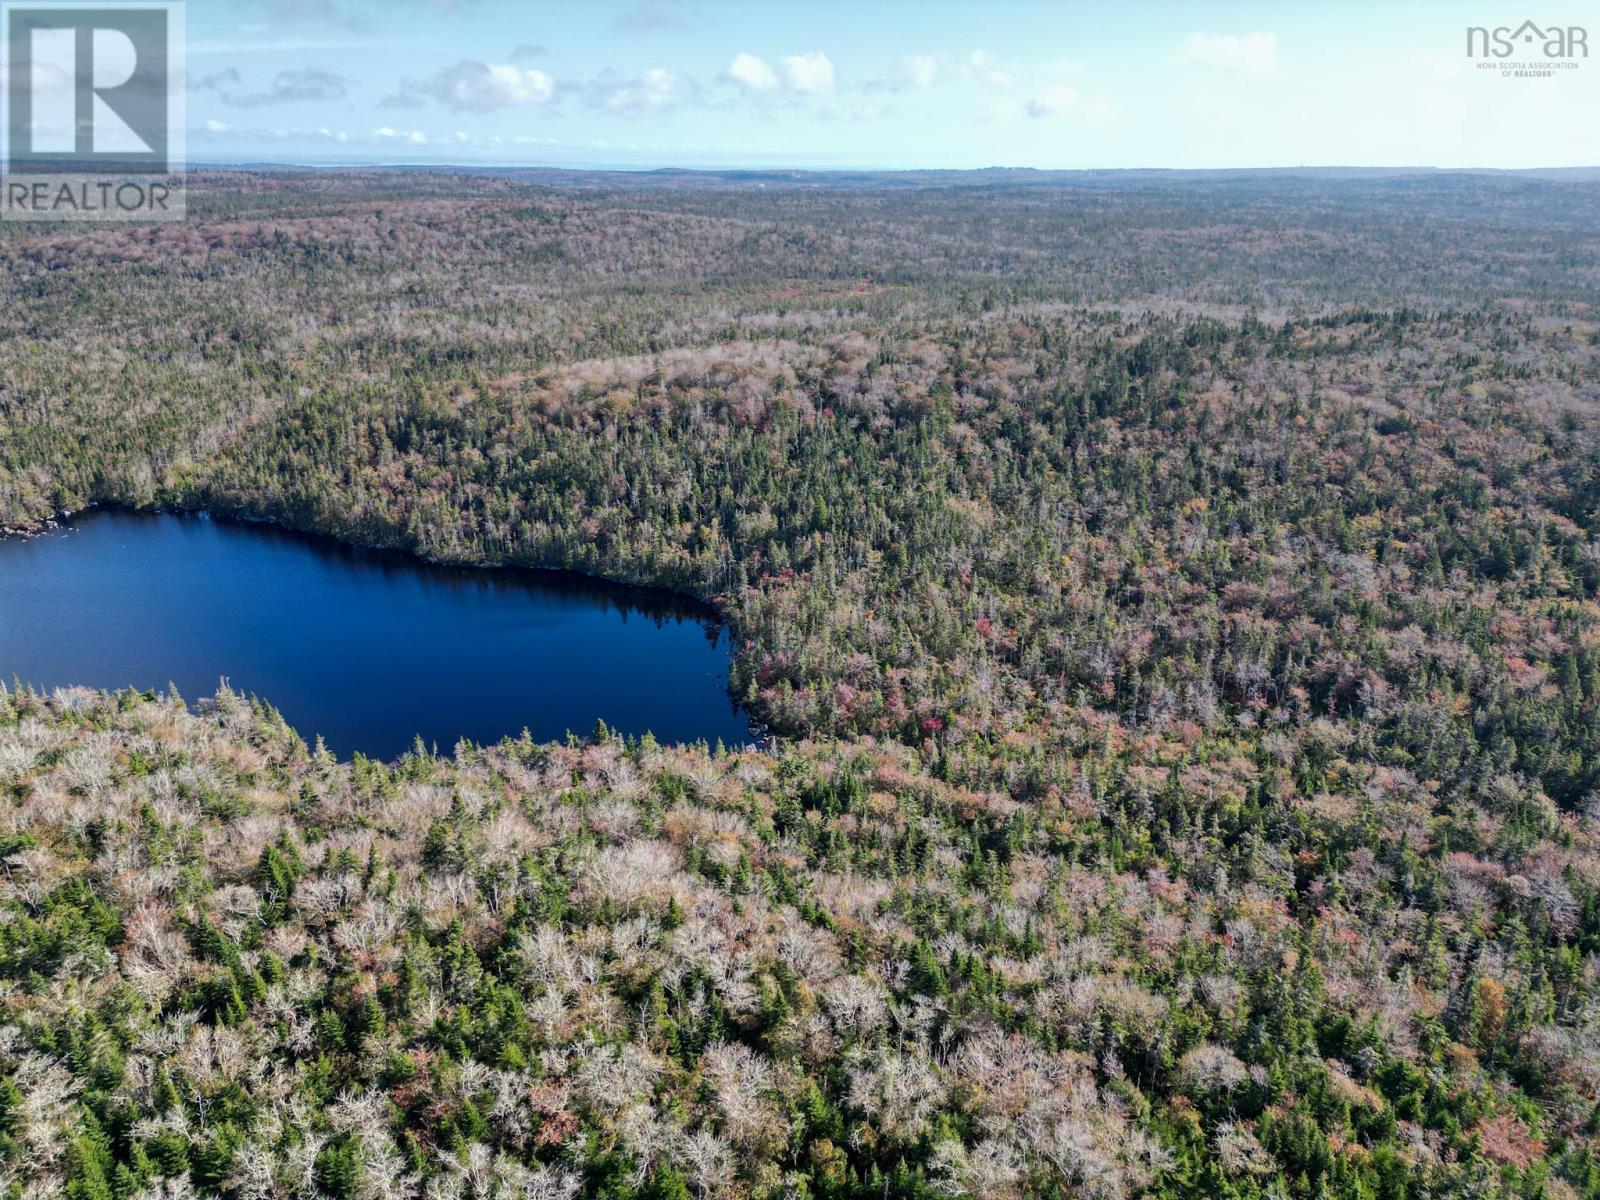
[183,0,1600,169]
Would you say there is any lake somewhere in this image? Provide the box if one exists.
[0,511,752,758]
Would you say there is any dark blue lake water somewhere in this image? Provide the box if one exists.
[0,511,751,758]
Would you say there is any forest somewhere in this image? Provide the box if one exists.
[1,168,1599,1200]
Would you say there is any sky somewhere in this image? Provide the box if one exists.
[177,0,1600,170]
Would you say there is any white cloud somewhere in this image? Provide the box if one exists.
[634,66,684,108]
[1024,85,1081,118]
[963,49,1015,89]
[1021,85,1116,124]
[585,66,694,114]
[902,54,938,89]
[388,60,555,113]
[181,124,372,146]
[863,53,941,94]
[1174,32,1279,79]
[725,50,835,96]
[781,50,835,94]
[374,126,428,144]
[724,51,779,91]
[200,66,348,108]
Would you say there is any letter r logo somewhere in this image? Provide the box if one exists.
[5,4,178,173]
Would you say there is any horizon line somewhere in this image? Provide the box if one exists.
[184,160,1600,175]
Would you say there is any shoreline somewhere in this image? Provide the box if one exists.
[1,501,776,756]
[6,500,730,625]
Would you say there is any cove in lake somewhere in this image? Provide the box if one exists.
[0,511,752,759]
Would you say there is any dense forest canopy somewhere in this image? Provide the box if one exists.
[1,169,1599,1200]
